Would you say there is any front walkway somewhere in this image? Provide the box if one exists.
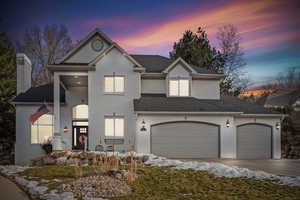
[0,176,29,200]
[182,159,300,176]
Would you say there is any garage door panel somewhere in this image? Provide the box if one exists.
[237,124,272,159]
[151,122,219,158]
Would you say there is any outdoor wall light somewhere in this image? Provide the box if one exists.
[140,119,147,131]
[63,126,69,133]
[226,119,230,128]
[276,122,280,130]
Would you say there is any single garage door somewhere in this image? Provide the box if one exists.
[237,124,272,159]
[151,121,219,158]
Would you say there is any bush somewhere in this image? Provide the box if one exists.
[41,138,53,154]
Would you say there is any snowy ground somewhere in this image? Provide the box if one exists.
[145,155,300,187]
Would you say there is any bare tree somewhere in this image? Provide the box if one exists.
[17,24,73,86]
[217,24,248,95]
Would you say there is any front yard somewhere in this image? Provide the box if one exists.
[1,152,300,200]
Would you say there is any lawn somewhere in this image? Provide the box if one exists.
[18,165,300,200]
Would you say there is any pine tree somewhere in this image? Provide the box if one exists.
[169,27,225,73]
[0,32,16,112]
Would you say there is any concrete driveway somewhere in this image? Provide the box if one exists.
[182,159,300,176]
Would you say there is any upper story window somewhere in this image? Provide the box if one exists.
[104,76,124,93]
[105,116,124,137]
[31,114,53,144]
[169,79,190,96]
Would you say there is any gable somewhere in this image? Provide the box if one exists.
[168,63,191,77]
[64,34,111,64]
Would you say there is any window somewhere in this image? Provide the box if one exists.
[105,117,124,137]
[72,104,88,119]
[169,79,190,96]
[104,76,124,93]
[31,114,53,144]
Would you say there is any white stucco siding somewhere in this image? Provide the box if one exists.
[65,35,110,63]
[88,48,140,151]
[168,63,190,78]
[136,114,281,159]
[192,79,220,99]
[141,79,166,94]
[234,117,281,159]
[15,106,45,165]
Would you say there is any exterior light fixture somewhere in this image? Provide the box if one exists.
[276,122,280,130]
[77,81,81,84]
[63,126,69,133]
[226,119,230,128]
[140,119,147,131]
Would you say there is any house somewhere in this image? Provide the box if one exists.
[13,29,282,165]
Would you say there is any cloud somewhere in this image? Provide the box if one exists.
[112,0,299,53]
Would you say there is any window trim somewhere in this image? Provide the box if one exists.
[104,115,125,138]
[30,113,54,144]
[104,75,125,95]
[168,77,191,97]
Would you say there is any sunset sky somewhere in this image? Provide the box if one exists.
[1,0,300,87]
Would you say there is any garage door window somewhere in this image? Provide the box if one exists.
[169,79,190,96]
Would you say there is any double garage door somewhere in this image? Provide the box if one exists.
[151,122,220,158]
[151,122,272,159]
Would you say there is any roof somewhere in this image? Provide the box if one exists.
[134,94,279,114]
[130,54,219,74]
[13,84,65,103]
[265,89,300,107]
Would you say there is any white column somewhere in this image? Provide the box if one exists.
[52,73,63,150]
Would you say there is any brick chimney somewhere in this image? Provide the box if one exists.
[16,53,32,95]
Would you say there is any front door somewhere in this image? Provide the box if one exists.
[72,126,88,150]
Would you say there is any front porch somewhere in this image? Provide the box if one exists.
[52,72,90,151]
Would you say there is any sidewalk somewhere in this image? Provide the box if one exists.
[0,176,30,200]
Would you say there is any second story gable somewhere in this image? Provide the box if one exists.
[48,28,224,101]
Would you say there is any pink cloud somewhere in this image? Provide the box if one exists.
[112,0,299,53]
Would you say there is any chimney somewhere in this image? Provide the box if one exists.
[16,53,32,95]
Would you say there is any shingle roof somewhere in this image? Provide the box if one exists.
[134,94,279,114]
[265,89,300,107]
[130,54,219,74]
[13,84,65,103]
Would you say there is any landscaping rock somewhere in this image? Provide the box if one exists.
[15,177,28,185]
[43,156,56,165]
[62,175,131,198]
[56,157,67,165]
[60,192,74,200]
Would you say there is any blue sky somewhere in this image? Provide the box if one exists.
[1,0,300,88]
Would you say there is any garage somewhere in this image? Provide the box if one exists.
[151,121,219,158]
[237,123,272,159]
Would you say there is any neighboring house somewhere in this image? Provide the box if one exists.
[263,89,300,111]
[13,29,282,165]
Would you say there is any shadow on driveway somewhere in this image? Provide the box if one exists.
[181,159,300,176]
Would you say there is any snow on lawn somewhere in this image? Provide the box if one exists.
[145,155,300,187]
[0,165,30,175]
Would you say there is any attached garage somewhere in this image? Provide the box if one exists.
[151,121,220,158]
[237,123,272,159]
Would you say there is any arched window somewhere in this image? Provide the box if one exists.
[72,104,88,119]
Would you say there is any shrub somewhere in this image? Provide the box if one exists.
[41,138,53,154]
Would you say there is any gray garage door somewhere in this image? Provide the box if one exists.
[237,124,272,159]
[151,122,219,158]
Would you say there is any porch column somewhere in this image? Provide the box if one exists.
[52,73,63,150]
